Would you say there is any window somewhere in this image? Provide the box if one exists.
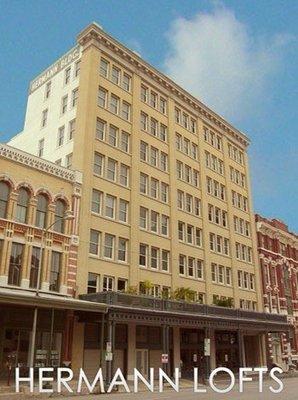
[119,199,128,223]
[110,94,119,114]
[8,243,23,286]
[150,178,158,198]
[151,247,159,269]
[185,194,192,213]
[176,133,182,150]
[55,159,62,166]
[150,91,157,108]
[160,97,167,114]
[139,207,148,229]
[160,153,167,171]
[108,125,118,146]
[118,238,127,262]
[120,164,129,186]
[74,60,81,77]
[117,278,127,292]
[89,230,100,255]
[54,200,66,233]
[160,182,168,202]
[61,95,68,114]
[64,67,71,84]
[38,138,44,157]
[122,73,131,91]
[179,255,186,275]
[150,118,158,136]
[91,189,102,214]
[178,221,184,241]
[150,210,158,232]
[140,141,148,161]
[194,198,201,216]
[49,251,61,292]
[96,118,106,140]
[195,228,202,247]
[139,244,148,266]
[121,102,130,120]
[161,250,169,271]
[160,124,167,141]
[0,181,10,218]
[16,188,29,223]
[69,119,76,140]
[150,147,158,167]
[87,273,99,294]
[188,257,194,277]
[105,195,116,218]
[140,112,148,130]
[107,158,117,181]
[177,161,183,179]
[141,85,148,102]
[140,173,148,194]
[218,266,224,284]
[45,81,51,99]
[29,247,40,289]
[111,66,120,85]
[65,153,72,169]
[120,131,129,152]
[187,225,193,244]
[226,268,232,286]
[177,190,184,209]
[103,276,114,292]
[72,88,79,107]
[41,109,48,127]
[161,215,169,236]
[104,234,114,259]
[35,194,48,228]
[57,126,65,147]
[196,260,203,280]
[100,59,109,77]
[98,87,107,108]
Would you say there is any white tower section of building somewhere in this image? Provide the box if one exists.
[9,46,81,168]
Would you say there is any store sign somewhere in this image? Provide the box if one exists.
[204,338,210,356]
[161,354,168,364]
[29,45,80,93]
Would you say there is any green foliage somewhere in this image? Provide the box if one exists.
[213,297,233,308]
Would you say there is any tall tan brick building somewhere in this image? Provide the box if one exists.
[7,23,288,378]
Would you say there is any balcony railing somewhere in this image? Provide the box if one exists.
[80,291,288,324]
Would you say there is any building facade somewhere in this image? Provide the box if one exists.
[0,143,107,378]
[256,214,298,369]
[6,23,289,378]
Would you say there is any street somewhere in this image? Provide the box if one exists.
[60,376,298,400]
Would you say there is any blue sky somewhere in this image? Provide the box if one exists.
[0,0,297,231]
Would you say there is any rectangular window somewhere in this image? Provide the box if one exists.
[178,221,184,241]
[91,189,102,214]
[8,243,23,286]
[121,101,130,120]
[160,152,168,171]
[89,229,100,255]
[38,139,44,157]
[161,250,169,271]
[65,153,72,169]
[150,147,158,167]
[161,215,169,236]
[120,131,129,152]
[151,247,159,269]
[179,255,186,275]
[45,81,51,99]
[118,238,127,262]
[160,97,167,114]
[177,190,184,209]
[150,91,157,108]
[87,272,99,294]
[96,118,106,140]
[120,164,129,186]
[140,173,148,194]
[140,112,148,130]
[141,85,148,102]
[74,60,81,77]
[160,183,168,202]
[194,198,201,216]
[196,260,203,280]
[104,234,114,259]
[69,119,76,140]
[98,87,107,108]
[119,199,128,223]
[110,94,119,114]
[139,243,148,266]
[150,118,158,136]
[100,59,109,77]
[105,194,116,218]
[150,178,158,198]
[111,66,120,85]
[108,125,118,147]
[29,247,40,289]
[94,153,104,175]
[160,124,167,141]
[64,67,71,84]
[187,225,193,244]
[41,109,48,127]
[185,194,192,213]
[103,276,114,292]
[49,251,61,292]
[188,257,194,277]
[122,73,131,91]
[72,88,78,107]
[150,211,158,232]
[57,126,64,147]
[140,141,148,161]
[139,207,148,229]
[107,158,117,181]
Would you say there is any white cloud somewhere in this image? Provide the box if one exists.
[164,6,292,122]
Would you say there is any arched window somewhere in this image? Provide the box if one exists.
[16,188,30,223]
[0,181,10,219]
[54,199,66,233]
[35,194,48,228]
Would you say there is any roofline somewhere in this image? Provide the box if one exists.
[77,22,250,148]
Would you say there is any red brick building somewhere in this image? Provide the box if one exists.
[256,214,298,369]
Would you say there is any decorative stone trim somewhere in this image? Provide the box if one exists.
[0,143,82,184]
[77,23,250,148]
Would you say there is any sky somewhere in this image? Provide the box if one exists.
[0,0,297,231]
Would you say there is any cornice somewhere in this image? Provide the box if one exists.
[77,23,250,148]
[256,221,298,248]
[0,143,82,184]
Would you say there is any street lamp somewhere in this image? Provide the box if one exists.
[29,213,74,369]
